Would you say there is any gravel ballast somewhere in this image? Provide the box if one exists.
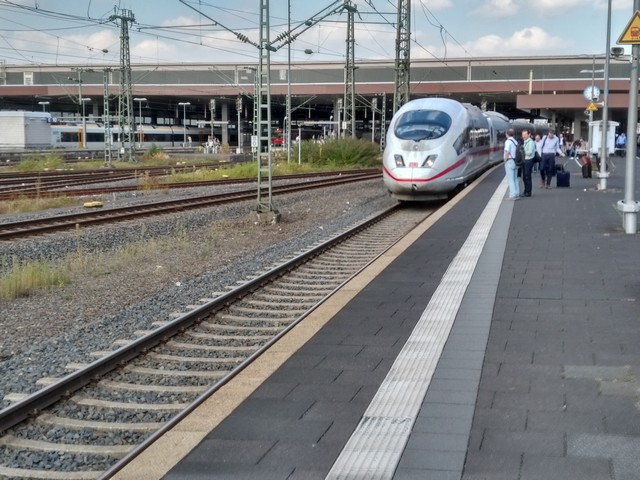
[0,178,396,406]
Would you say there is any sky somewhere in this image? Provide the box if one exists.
[0,0,636,67]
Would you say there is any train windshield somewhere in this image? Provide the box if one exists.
[394,109,452,141]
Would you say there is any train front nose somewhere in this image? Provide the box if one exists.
[384,154,441,197]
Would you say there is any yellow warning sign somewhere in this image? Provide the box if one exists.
[587,102,598,112]
[618,10,640,44]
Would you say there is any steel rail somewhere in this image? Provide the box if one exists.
[0,168,379,200]
[0,172,381,240]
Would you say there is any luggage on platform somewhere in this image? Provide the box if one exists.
[580,155,592,178]
[556,163,570,187]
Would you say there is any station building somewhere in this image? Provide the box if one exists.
[0,54,634,145]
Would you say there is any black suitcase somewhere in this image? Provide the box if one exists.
[557,167,570,187]
[581,163,592,178]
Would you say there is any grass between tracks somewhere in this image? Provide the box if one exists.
[0,222,227,300]
[1,138,381,212]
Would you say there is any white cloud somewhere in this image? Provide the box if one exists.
[414,26,566,59]
[473,0,519,17]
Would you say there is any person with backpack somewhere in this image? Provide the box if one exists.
[540,129,565,189]
[521,128,536,197]
[503,128,520,200]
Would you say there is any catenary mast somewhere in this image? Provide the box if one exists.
[109,8,136,162]
[393,0,410,114]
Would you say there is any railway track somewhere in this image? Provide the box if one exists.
[0,203,434,479]
[0,162,228,200]
[0,168,378,201]
[0,171,381,241]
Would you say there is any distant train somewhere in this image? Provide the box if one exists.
[50,124,212,149]
[382,98,544,201]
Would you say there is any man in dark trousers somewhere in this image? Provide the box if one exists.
[540,129,565,189]
[521,128,536,197]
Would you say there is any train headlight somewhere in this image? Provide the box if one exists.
[422,154,437,168]
[394,154,405,167]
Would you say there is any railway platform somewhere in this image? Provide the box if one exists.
[113,157,640,480]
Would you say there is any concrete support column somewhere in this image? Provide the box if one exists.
[221,102,229,146]
[572,112,586,141]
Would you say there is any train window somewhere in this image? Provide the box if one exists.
[86,131,104,142]
[60,130,79,143]
[394,110,451,141]
[452,129,469,155]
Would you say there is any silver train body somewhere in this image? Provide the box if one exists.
[50,124,212,149]
[382,98,512,200]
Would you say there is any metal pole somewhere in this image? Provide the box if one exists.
[618,0,640,233]
[236,96,243,153]
[337,98,342,138]
[286,0,291,164]
[298,125,301,165]
[598,0,612,190]
[77,70,85,148]
[178,102,190,146]
[82,98,86,149]
[80,98,87,148]
[133,98,146,147]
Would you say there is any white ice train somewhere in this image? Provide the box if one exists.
[382,98,513,201]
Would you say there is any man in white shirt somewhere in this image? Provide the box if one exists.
[540,130,565,189]
[503,128,520,199]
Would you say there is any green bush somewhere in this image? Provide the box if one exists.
[0,257,69,300]
[295,137,380,167]
[16,153,65,171]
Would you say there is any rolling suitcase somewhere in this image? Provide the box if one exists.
[556,163,570,187]
[580,155,592,178]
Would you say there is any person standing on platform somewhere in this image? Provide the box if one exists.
[521,128,536,197]
[616,132,627,157]
[534,134,543,177]
[540,129,564,189]
[503,128,520,200]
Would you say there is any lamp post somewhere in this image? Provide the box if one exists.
[133,97,147,147]
[286,0,291,163]
[178,102,190,147]
[580,58,604,153]
[69,68,94,148]
[81,98,91,149]
[38,101,49,112]
[598,0,612,191]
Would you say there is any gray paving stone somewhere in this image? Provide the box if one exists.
[481,430,565,456]
[520,454,612,480]
[258,440,343,469]
[471,408,527,431]
[210,416,332,442]
[526,410,605,434]
[395,468,461,480]
[399,448,466,471]
[419,402,475,421]
[462,451,522,479]
[404,432,469,452]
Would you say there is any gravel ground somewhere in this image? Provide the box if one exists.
[0,178,396,405]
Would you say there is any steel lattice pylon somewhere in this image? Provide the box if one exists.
[110,8,136,162]
[393,0,411,114]
[255,0,278,216]
[343,1,356,137]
